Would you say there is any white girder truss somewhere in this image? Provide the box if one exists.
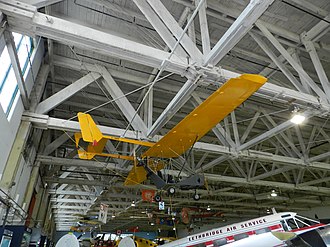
[0,0,330,231]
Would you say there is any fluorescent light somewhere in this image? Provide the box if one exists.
[270,190,277,197]
[290,114,305,124]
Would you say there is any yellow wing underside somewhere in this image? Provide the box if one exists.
[142,74,267,158]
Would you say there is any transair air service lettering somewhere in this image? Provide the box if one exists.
[188,218,267,241]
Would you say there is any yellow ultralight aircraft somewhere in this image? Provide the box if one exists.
[74,74,267,191]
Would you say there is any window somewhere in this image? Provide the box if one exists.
[281,220,289,231]
[0,33,33,116]
[255,228,270,235]
[286,219,299,230]
[192,243,206,247]
[213,238,227,246]
[233,233,248,241]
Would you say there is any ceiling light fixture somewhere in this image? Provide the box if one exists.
[112,213,116,218]
[207,205,211,211]
[131,200,136,207]
[290,113,306,124]
[290,107,305,124]
[270,189,278,197]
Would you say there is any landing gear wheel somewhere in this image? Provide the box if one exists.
[154,194,162,202]
[168,187,176,195]
[193,193,200,201]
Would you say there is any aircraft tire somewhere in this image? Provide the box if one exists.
[154,194,162,202]
[168,187,176,195]
[193,193,200,201]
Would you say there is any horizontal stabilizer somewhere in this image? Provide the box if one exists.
[74,132,107,160]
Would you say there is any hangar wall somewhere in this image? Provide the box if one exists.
[0,38,44,208]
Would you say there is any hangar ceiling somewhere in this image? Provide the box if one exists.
[1,0,330,232]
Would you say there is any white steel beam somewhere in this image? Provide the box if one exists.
[198,111,313,172]
[262,112,303,159]
[45,177,108,187]
[304,14,330,41]
[287,0,328,18]
[260,118,294,157]
[250,32,306,93]
[52,205,90,210]
[294,126,307,159]
[240,112,260,144]
[308,151,330,163]
[174,0,330,53]
[231,112,240,148]
[238,118,295,151]
[20,0,64,8]
[138,7,190,129]
[3,30,29,109]
[51,198,93,204]
[53,44,330,113]
[39,156,330,194]
[132,0,187,59]
[147,76,201,137]
[301,38,330,98]
[97,66,148,137]
[49,190,97,196]
[29,63,50,111]
[206,174,330,194]
[298,177,330,187]
[53,210,85,215]
[0,3,189,75]
[145,0,203,63]
[250,166,293,181]
[291,50,313,94]
[187,10,196,43]
[0,29,6,55]
[196,0,210,54]
[27,112,330,171]
[256,23,329,102]
[43,132,73,156]
[35,72,101,114]
[203,0,274,65]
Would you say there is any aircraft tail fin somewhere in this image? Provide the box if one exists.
[75,113,107,160]
[78,112,103,144]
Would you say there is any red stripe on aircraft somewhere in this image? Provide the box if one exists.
[291,223,325,232]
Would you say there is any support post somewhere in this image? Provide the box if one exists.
[3,30,29,109]
[0,121,31,191]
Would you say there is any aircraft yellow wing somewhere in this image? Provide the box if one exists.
[142,74,267,158]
